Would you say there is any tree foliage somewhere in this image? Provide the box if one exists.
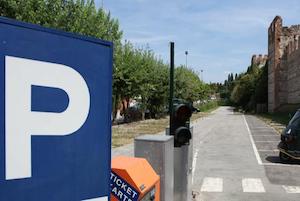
[0,0,123,43]
[0,0,213,120]
[175,66,209,102]
[228,63,268,111]
[113,42,210,119]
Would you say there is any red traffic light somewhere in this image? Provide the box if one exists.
[174,104,192,123]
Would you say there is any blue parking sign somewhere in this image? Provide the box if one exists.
[0,17,112,200]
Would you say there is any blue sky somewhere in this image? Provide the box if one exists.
[95,0,300,83]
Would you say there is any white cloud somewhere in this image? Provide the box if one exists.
[98,0,300,82]
[125,35,174,44]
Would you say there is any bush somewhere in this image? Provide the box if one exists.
[123,107,142,122]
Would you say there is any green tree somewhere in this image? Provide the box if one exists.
[1,0,125,119]
[134,48,169,119]
[230,63,267,111]
[254,63,268,104]
[0,0,123,42]
[230,74,256,108]
[113,43,169,120]
[1,1,215,120]
[175,66,208,102]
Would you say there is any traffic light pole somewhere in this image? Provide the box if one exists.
[168,42,192,201]
[169,42,174,136]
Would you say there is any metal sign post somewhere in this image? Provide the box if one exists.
[0,17,112,201]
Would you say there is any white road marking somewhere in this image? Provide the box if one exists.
[82,197,108,201]
[255,141,278,143]
[282,185,300,193]
[245,117,300,167]
[243,115,262,165]
[258,149,279,152]
[252,134,277,136]
[192,149,199,184]
[252,127,272,129]
[252,130,275,132]
[242,178,265,193]
[200,177,223,192]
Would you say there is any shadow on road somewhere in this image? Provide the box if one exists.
[266,155,300,165]
[264,155,300,186]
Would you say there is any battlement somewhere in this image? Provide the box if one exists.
[286,36,300,56]
[282,26,300,36]
[288,25,300,33]
[251,54,268,67]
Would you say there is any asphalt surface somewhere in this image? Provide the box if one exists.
[192,107,300,201]
[112,106,300,201]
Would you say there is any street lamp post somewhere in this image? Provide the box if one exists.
[185,51,188,68]
[201,69,204,81]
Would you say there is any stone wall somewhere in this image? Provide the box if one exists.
[268,16,300,112]
[287,39,300,104]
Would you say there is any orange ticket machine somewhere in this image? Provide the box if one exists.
[111,156,160,201]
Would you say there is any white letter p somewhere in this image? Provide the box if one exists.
[5,56,90,180]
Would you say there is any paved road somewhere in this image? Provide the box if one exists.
[192,107,300,201]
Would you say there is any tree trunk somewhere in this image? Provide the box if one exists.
[141,97,146,120]
[126,97,130,108]
[122,99,126,114]
[112,94,120,122]
[141,110,145,121]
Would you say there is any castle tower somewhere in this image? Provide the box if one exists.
[268,16,282,112]
[251,54,268,68]
[268,16,300,112]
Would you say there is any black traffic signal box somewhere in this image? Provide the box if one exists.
[170,102,192,147]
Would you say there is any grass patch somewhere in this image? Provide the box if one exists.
[256,112,292,133]
[112,117,168,148]
[190,110,214,122]
[197,101,219,112]
[112,108,217,148]
[259,113,291,125]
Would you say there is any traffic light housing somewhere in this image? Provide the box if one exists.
[171,103,192,147]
